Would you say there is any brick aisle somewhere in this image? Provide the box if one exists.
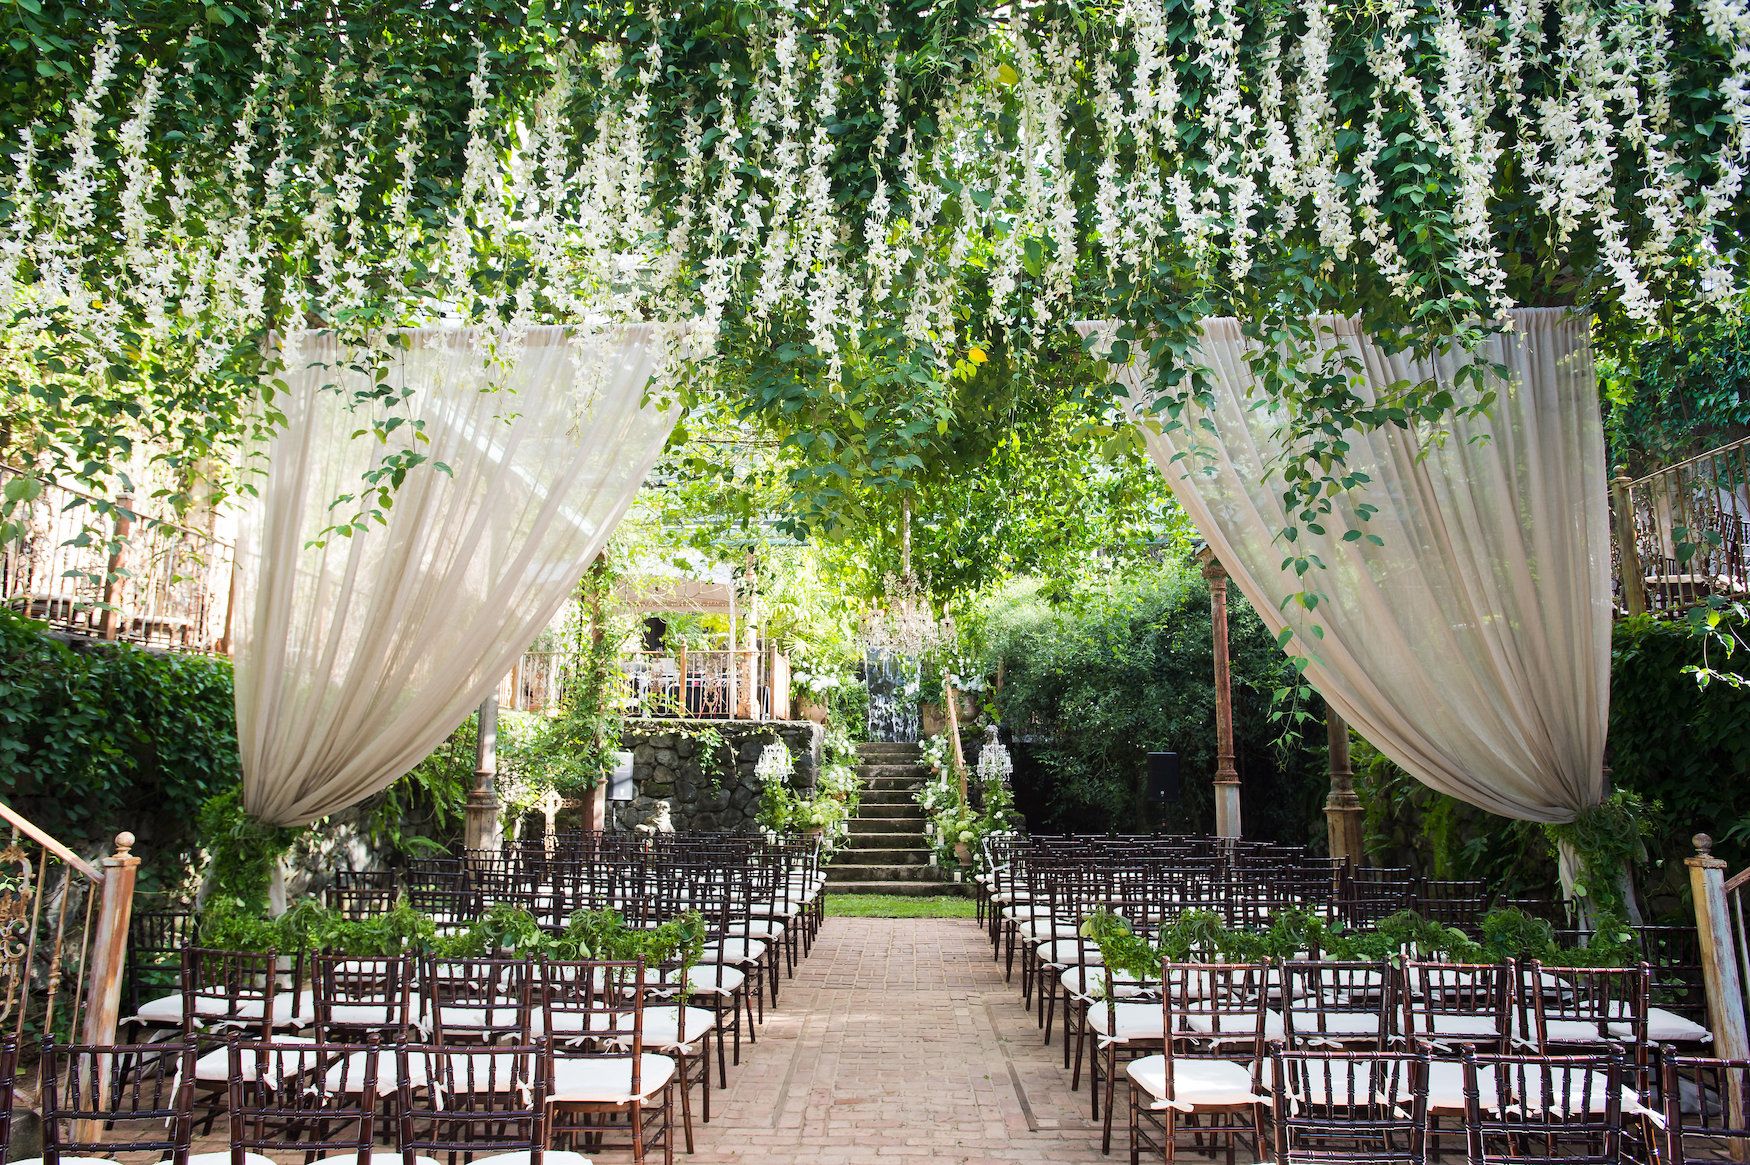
[690,916,1126,1165]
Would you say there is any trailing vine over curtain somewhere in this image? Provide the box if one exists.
[1083,310,1611,826]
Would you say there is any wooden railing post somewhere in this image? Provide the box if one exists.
[79,832,138,1049]
[98,496,133,640]
[1612,469,1648,616]
[1689,834,1750,1059]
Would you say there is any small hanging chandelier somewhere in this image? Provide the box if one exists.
[861,497,951,657]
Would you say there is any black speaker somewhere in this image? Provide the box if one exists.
[1147,752,1181,803]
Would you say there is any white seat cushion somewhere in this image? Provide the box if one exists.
[1426,1061,1498,1112]
[192,1036,318,1082]
[637,1005,718,1050]
[311,1153,439,1165]
[1126,1055,1265,1112]
[730,919,785,939]
[135,990,314,1029]
[1060,968,1147,1002]
[1185,1010,1285,1042]
[1284,1010,1387,1042]
[1087,1002,1165,1044]
[549,1053,677,1103]
[322,1002,412,1029]
[666,964,745,996]
[1278,1061,1414,1108]
[705,937,768,964]
[1612,1007,1710,1044]
[470,1152,590,1165]
[1036,939,1100,967]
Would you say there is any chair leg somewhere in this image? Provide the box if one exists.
[632,1099,646,1165]
[676,1052,695,1153]
[1102,1045,1120,1154]
[1129,1083,1141,1165]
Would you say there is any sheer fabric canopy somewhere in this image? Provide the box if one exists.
[1077,309,1609,824]
[233,324,678,827]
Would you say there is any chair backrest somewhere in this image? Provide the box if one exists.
[1664,1054,1750,1164]
[1463,1050,1623,1165]
[314,952,418,1039]
[181,946,286,1042]
[1400,960,1512,1052]
[0,1036,14,1158]
[40,1037,196,1163]
[425,956,533,1044]
[1521,961,1651,1052]
[540,958,646,1057]
[1270,1048,1428,1165]
[126,908,197,1013]
[1151,961,1270,1106]
[1281,960,1396,1049]
[398,1043,551,1163]
[228,1037,380,1161]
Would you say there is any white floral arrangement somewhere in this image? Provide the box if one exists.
[792,663,851,702]
[919,733,952,776]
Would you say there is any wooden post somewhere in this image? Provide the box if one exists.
[1613,469,1649,617]
[1324,710,1365,867]
[465,694,503,854]
[1201,550,1242,838]
[80,832,139,1050]
[943,674,969,805]
[99,496,133,640]
[215,547,239,655]
[1689,834,1750,1061]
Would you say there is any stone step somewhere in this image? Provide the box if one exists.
[842,833,931,853]
[858,788,919,805]
[848,817,926,836]
[856,802,925,820]
[839,846,931,865]
[856,742,922,755]
[825,863,947,883]
[860,774,926,789]
[827,881,967,898]
[854,762,930,778]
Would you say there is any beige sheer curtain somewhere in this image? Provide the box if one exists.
[233,324,678,827]
[1077,309,1609,823]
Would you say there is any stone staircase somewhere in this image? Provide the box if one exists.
[825,741,963,896]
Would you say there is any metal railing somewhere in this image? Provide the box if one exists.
[0,464,235,653]
[0,799,137,1053]
[1614,436,1750,616]
[502,645,792,720]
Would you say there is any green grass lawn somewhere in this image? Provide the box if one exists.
[826,893,978,918]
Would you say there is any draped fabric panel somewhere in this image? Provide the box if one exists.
[1077,309,1610,824]
[233,325,678,826]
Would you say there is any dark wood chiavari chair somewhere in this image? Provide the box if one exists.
[227,1037,397,1165]
[398,1041,585,1165]
[23,1038,214,1165]
[1461,1049,1631,1165]
[544,960,674,1165]
[1661,1053,1750,1164]
[1269,1048,1429,1165]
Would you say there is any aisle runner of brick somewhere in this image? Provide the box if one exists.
[691,916,1120,1165]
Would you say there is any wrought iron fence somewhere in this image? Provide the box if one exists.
[0,464,235,653]
[1614,436,1750,616]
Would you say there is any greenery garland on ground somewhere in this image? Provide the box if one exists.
[1081,905,1636,987]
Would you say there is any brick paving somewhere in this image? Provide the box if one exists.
[691,915,1134,1165]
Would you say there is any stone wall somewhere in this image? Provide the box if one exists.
[613,718,823,835]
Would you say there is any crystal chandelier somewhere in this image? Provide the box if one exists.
[860,497,951,657]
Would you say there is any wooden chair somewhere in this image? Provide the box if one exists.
[1661,1053,1750,1163]
[15,1037,252,1165]
[314,953,418,1041]
[1125,963,1271,1165]
[397,1042,588,1165]
[543,960,675,1165]
[227,1037,404,1165]
[1461,1049,1630,1165]
[1269,1048,1427,1165]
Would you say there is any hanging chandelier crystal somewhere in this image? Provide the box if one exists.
[861,495,951,657]
[861,569,950,657]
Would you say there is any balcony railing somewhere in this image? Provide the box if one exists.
[1,464,235,653]
[1613,436,1750,616]
[501,645,792,720]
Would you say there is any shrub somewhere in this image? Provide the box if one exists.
[979,566,1326,840]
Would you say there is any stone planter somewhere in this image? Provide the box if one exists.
[953,841,973,867]
[920,702,946,737]
[797,698,830,725]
